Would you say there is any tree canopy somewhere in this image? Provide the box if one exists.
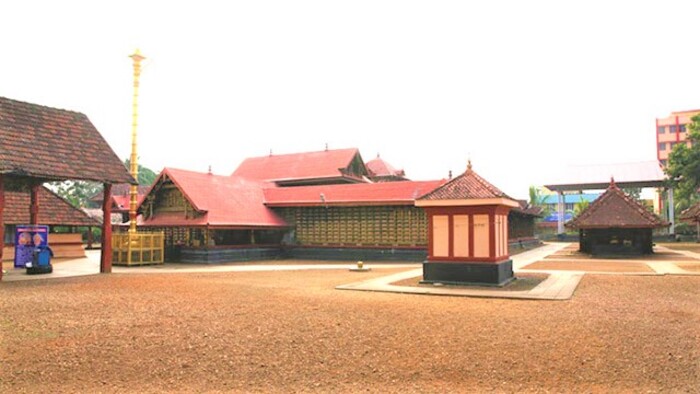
[665,114,700,213]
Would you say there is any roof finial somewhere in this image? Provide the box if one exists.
[208,165,212,175]
[325,143,329,151]
[376,152,380,158]
[448,170,453,179]
[269,149,273,157]
[467,159,472,171]
[610,176,616,187]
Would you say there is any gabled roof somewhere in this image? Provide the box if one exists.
[4,186,100,226]
[140,168,287,228]
[0,97,134,184]
[263,180,445,207]
[232,148,367,184]
[418,162,515,202]
[566,180,667,229]
[366,155,406,178]
[90,184,150,202]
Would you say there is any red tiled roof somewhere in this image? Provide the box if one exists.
[90,184,150,202]
[263,180,445,207]
[232,148,365,183]
[418,163,513,201]
[366,155,405,178]
[111,194,147,212]
[566,180,668,229]
[0,97,134,184]
[140,168,287,228]
[4,186,100,226]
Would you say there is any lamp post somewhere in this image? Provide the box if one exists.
[128,49,145,234]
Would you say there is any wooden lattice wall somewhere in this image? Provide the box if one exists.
[275,206,427,247]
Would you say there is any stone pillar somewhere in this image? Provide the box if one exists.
[557,191,565,235]
[101,183,113,274]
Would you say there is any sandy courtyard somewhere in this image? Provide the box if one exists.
[1,265,699,393]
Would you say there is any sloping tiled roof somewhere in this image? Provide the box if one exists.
[512,200,543,217]
[232,148,365,183]
[263,180,444,207]
[366,155,405,178]
[90,184,150,202]
[679,202,700,222]
[566,180,667,229]
[4,186,100,226]
[0,97,134,184]
[418,163,513,201]
[140,168,287,228]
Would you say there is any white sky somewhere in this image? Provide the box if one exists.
[3,1,699,199]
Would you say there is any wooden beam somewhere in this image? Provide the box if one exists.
[101,183,113,274]
[30,182,39,225]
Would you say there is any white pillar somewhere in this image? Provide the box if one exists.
[668,187,675,236]
[557,191,565,235]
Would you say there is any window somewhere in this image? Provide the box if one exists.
[658,142,666,151]
[670,125,677,133]
[657,126,665,134]
[680,124,687,133]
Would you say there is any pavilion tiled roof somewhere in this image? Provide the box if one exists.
[139,168,287,228]
[566,180,668,229]
[263,180,444,207]
[679,202,700,222]
[0,96,133,184]
[4,186,100,226]
[366,155,406,178]
[232,148,366,183]
[418,162,513,201]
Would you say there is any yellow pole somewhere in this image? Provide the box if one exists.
[129,49,145,234]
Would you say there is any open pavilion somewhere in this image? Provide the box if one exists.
[0,96,134,281]
[544,161,671,235]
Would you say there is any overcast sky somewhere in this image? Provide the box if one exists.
[3,1,699,199]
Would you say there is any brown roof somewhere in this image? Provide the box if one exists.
[366,155,406,178]
[0,97,134,184]
[566,180,667,229]
[4,186,100,226]
[679,202,700,222]
[512,200,543,217]
[418,162,513,201]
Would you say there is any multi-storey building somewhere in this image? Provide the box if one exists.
[656,109,700,166]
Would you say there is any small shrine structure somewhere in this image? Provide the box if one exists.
[415,161,519,286]
[566,179,668,255]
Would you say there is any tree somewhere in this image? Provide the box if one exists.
[622,187,642,201]
[528,186,553,219]
[665,114,700,213]
[124,158,157,186]
[48,180,102,208]
[573,198,590,217]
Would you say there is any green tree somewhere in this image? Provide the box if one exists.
[48,180,102,208]
[573,198,590,217]
[124,158,157,186]
[665,114,700,213]
[528,186,553,219]
[622,187,642,201]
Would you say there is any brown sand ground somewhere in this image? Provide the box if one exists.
[523,260,656,273]
[1,268,698,393]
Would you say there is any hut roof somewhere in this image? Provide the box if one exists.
[679,202,700,223]
[566,179,667,229]
[232,148,367,184]
[0,96,133,184]
[418,162,514,202]
[4,186,100,226]
[263,180,444,207]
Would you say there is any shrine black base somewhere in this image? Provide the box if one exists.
[421,259,514,287]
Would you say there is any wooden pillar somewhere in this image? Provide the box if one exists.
[0,175,4,281]
[100,183,113,274]
[87,226,94,249]
[30,182,40,225]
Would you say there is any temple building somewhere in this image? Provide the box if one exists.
[366,154,407,182]
[137,148,540,263]
[566,179,668,255]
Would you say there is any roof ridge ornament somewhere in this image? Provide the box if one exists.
[610,176,616,187]
[467,159,472,172]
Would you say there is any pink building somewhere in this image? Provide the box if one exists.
[656,109,700,166]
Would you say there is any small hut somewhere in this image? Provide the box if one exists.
[566,179,668,255]
[679,202,700,242]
